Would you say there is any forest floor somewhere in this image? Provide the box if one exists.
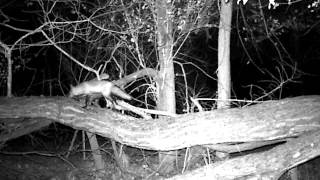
[0,124,205,180]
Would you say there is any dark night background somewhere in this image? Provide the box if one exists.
[1,0,320,179]
[0,0,319,102]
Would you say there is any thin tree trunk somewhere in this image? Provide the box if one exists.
[217,0,233,109]
[155,0,177,174]
[215,0,233,160]
[86,132,105,170]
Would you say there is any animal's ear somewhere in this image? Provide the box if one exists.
[68,84,74,97]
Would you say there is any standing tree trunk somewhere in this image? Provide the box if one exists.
[214,0,233,160]
[155,0,177,174]
[217,0,233,109]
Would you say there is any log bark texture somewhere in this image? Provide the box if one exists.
[1,96,320,179]
[167,130,320,179]
[0,96,320,151]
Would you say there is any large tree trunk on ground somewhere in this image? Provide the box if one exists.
[1,96,320,150]
[1,95,320,178]
[167,130,320,179]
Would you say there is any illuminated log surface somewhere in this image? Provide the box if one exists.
[1,96,320,179]
[167,130,320,179]
[0,96,320,151]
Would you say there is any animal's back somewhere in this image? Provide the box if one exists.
[69,80,131,100]
[69,80,103,97]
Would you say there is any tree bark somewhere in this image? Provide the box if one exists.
[1,95,320,178]
[155,0,177,174]
[1,96,320,151]
[167,130,320,179]
[217,0,233,109]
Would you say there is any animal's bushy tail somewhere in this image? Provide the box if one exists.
[111,86,132,100]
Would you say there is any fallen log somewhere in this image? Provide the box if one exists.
[0,95,319,151]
